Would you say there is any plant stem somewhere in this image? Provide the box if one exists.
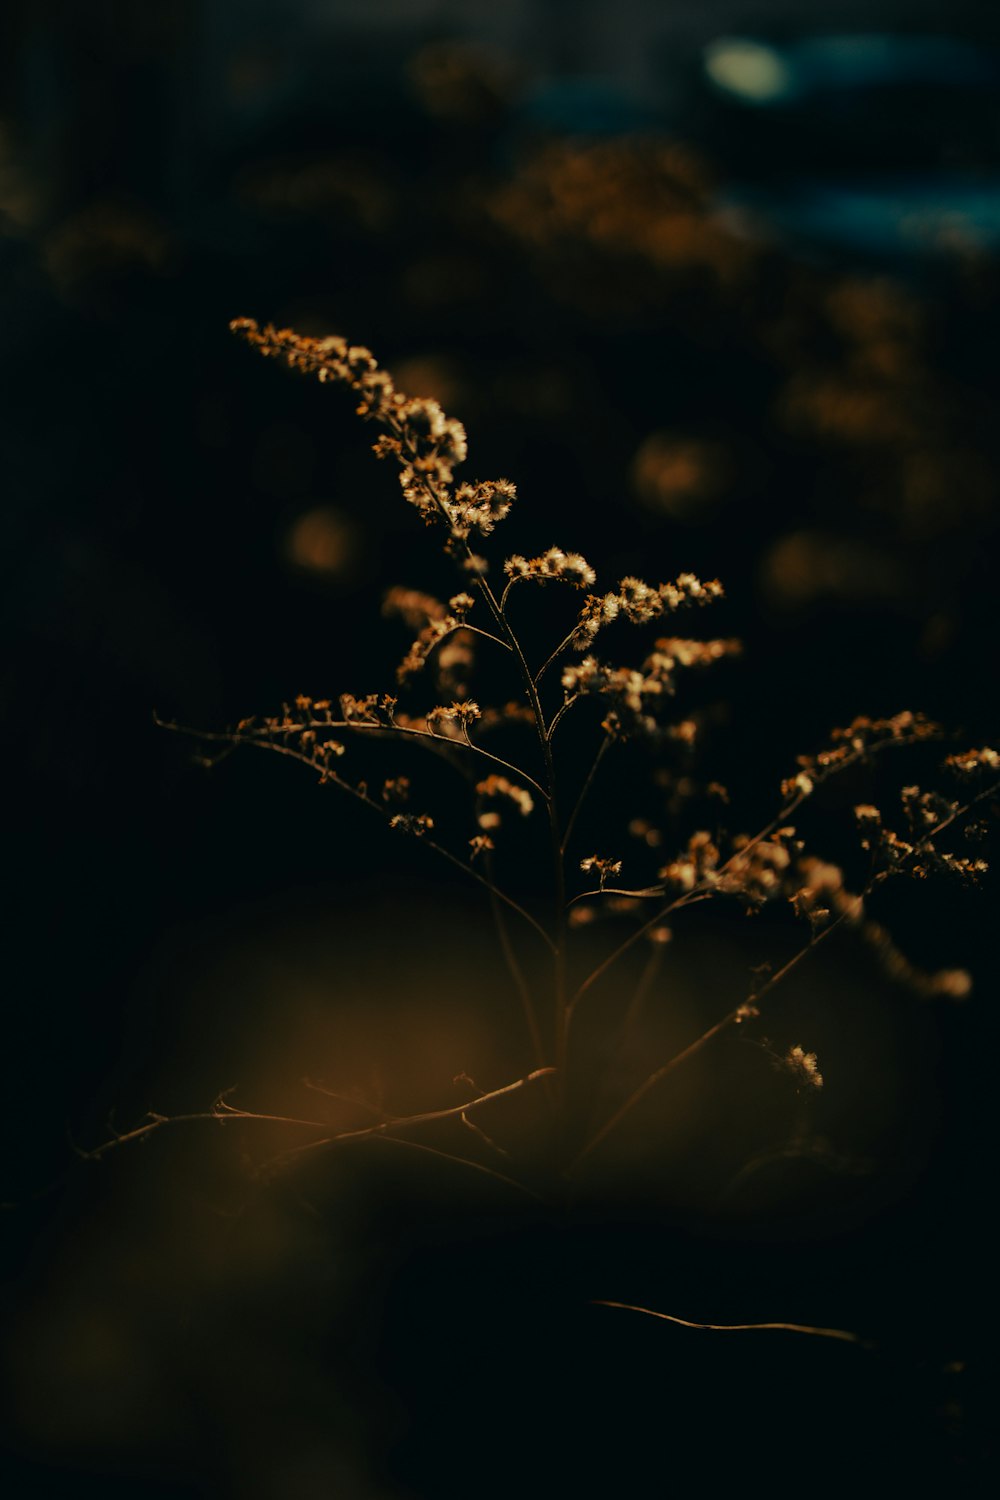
[545,694,579,742]
[455,623,512,651]
[590,1301,869,1346]
[467,559,569,1116]
[534,627,579,688]
[561,733,612,856]
[486,865,547,1072]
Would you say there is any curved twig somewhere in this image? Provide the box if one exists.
[546,694,579,742]
[590,1300,870,1347]
[566,884,669,908]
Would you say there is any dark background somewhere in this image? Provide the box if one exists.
[2,2,998,1495]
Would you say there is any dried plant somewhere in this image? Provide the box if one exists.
[93,318,998,1341]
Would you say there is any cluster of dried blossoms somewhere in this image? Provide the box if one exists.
[205,320,998,1179]
[562,635,740,740]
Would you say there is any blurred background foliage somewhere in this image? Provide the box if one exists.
[2,2,998,1495]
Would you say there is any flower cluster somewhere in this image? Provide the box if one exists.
[426,701,482,735]
[658,830,721,893]
[560,632,737,741]
[650,637,740,670]
[781,1046,824,1092]
[503,548,596,587]
[398,620,471,686]
[579,855,623,888]
[855,800,989,883]
[447,479,517,537]
[231,320,516,570]
[381,587,449,630]
[782,712,940,798]
[474,700,538,732]
[714,829,803,911]
[339,693,398,726]
[945,746,1000,778]
[489,137,742,283]
[237,699,345,769]
[658,828,865,929]
[561,657,657,735]
[899,785,960,833]
[570,572,723,651]
[389,812,435,837]
[382,588,478,690]
[474,774,534,829]
[790,857,859,934]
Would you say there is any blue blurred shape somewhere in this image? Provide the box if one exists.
[705,33,997,106]
[721,176,1000,260]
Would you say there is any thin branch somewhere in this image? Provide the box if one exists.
[546,694,579,743]
[567,884,668,908]
[83,1069,555,1174]
[911,777,1000,847]
[460,725,550,804]
[499,576,519,613]
[460,1111,512,1159]
[363,1134,540,1200]
[402,805,556,954]
[615,943,666,1062]
[533,627,578,688]
[570,902,857,1172]
[214,1095,332,1125]
[455,623,512,652]
[487,878,548,1071]
[569,890,713,1017]
[77,1110,231,1161]
[260,1067,557,1172]
[560,732,612,857]
[569,1017,725,1172]
[156,712,548,804]
[744,903,862,1011]
[590,1301,870,1347]
[582,943,667,1152]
